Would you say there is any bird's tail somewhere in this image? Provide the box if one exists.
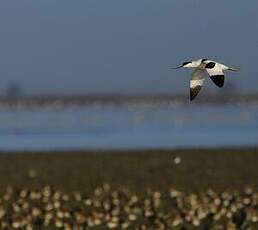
[228,66,240,72]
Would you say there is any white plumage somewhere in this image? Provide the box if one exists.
[171,59,240,101]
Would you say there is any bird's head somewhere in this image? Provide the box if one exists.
[170,61,195,69]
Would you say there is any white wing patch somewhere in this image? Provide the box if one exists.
[190,69,206,101]
[205,62,225,88]
[205,64,224,76]
[190,79,204,88]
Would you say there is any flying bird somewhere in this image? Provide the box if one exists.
[171,59,240,101]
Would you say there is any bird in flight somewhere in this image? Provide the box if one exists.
[171,59,240,101]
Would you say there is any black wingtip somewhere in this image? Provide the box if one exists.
[190,95,196,101]
[210,75,224,88]
[190,93,195,101]
[190,86,202,101]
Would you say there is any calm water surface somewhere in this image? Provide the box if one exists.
[0,104,257,150]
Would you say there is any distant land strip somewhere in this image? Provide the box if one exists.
[0,94,258,107]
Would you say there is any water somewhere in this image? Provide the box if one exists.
[0,104,257,151]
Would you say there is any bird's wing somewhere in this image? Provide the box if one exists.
[204,62,224,88]
[190,68,206,101]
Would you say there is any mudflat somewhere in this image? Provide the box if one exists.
[1,148,258,229]
[0,148,257,192]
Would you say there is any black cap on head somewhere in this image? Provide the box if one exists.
[182,61,192,66]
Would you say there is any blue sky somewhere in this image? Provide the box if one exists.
[0,0,257,95]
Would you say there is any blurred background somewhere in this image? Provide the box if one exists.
[0,0,257,95]
[0,1,258,229]
[0,0,257,151]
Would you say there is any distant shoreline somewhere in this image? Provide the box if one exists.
[0,94,258,107]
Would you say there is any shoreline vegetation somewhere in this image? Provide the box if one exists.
[0,148,258,228]
[0,93,258,107]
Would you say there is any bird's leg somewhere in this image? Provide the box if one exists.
[228,67,240,72]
